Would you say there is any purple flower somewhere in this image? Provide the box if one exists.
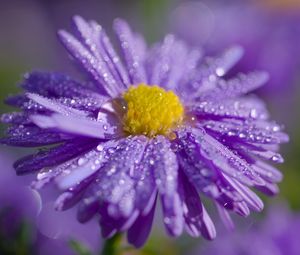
[0,16,288,247]
[197,205,300,255]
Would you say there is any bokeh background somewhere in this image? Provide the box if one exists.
[0,0,300,254]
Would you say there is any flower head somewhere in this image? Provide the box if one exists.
[0,16,288,247]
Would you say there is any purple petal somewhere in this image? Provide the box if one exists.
[189,97,269,121]
[176,130,243,207]
[127,197,156,248]
[255,182,279,196]
[81,136,147,218]
[20,71,99,98]
[15,138,97,175]
[200,205,217,240]
[147,35,189,89]
[1,112,30,125]
[73,16,128,90]
[1,125,67,147]
[198,71,269,101]
[203,46,244,78]
[27,93,88,116]
[130,140,158,214]
[30,113,119,139]
[179,170,203,237]
[252,160,283,183]
[223,175,264,212]
[202,119,288,145]
[216,202,234,231]
[152,136,184,237]
[113,18,147,84]
[58,30,121,97]
[180,128,264,186]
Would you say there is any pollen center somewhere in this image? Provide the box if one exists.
[122,84,184,137]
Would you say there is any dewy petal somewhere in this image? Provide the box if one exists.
[202,119,288,145]
[30,113,119,139]
[54,141,119,190]
[181,128,264,186]
[72,16,129,90]
[113,18,147,84]
[147,35,190,90]
[255,182,279,196]
[130,141,158,215]
[58,30,121,97]
[27,93,89,116]
[152,136,184,237]
[223,175,264,212]
[15,138,97,175]
[54,178,92,211]
[189,97,269,120]
[81,136,147,218]
[176,130,243,208]
[20,71,101,99]
[198,71,269,101]
[202,46,244,78]
[0,125,68,147]
[90,21,130,88]
[1,112,30,125]
[185,46,244,99]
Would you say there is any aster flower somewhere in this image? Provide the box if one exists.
[197,205,300,255]
[0,16,288,247]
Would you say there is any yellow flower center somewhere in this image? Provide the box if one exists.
[122,84,184,137]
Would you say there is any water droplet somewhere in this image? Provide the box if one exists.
[97,145,104,151]
[77,157,86,166]
[216,67,225,76]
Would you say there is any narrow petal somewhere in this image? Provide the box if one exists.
[189,97,269,121]
[27,93,88,116]
[216,202,234,231]
[224,175,264,212]
[20,71,100,98]
[58,30,120,97]
[30,113,118,139]
[178,128,264,187]
[179,170,203,237]
[73,16,129,90]
[15,138,97,175]
[54,140,120,190]
[127,197,156,248]
[81,136,147,218]
[202,119,288,145]
[113,18,147,84]
[198,71,269,101]
[1,125,67,147]
[200,205,217,240]
[152,136,184,237]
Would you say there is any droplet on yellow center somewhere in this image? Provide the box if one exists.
[122,84,184,137]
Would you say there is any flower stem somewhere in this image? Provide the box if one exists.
[101,233,123,255]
